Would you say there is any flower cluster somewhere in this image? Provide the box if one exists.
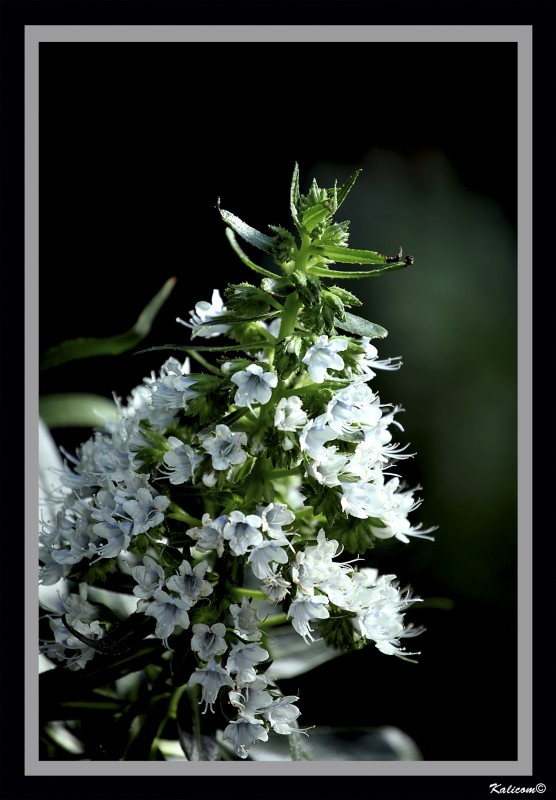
[39,165,434,760]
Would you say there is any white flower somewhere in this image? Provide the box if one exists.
[143,588,190,648]
[191,623,228,661]
[256,501,296,538]
[263,694,302,735]
[226,641,269,687]
[230,364,278,410]
[323,382,382,437]
[349,572,423,657]
[287,595,330,644]
[221,718,268,759]
[228,676,273,722]
[306,446,349,487]
[299,415,337,459]
[339,473,386,520]
[261,572,291,604]
[223,511,263,556]
[130,555,166,599]
[149,368,197,412]
[291,529,342,595]
[188,658,235,712]
[121,487,170,536]
[161,437,203,484]
[247,536,290,579]
[229,597,262,641]
[201,424,248,471]
[187,514,226,557]
[302,335,348,383]
[352,337,402,379]
[177,289,231,339]
[166,560,213,608]
[274,396,308,431]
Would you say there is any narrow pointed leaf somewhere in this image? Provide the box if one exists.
[39,393,120,428]
[290,162,300,225]
[137,341,272,355]
[219,209,274,252]
[302,202,331,233]
[334,312,388,339]
[225,229,280,279]
[335,168,362,211]
[309,261,409,279]
[313,245,388,265]
[41,277,176,370]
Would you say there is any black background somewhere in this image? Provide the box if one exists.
[1,2,555,799]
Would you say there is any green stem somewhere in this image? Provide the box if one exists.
[277,291,301,341]
[168,503,201,527]
[228,586,266,601]
[184,348,223,376]
[277,232,311,341]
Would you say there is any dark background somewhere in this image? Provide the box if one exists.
[39,42,518,762]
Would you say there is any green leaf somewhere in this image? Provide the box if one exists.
[194,310,279,329]
[225,228,280,279]
[219,209,274,252]
[309,261,409,279]
[335,168,362,211]
[41,276,176,370]
[39,393,120,429]
[289,162,300,226]
[334,312,388,339]
[137,341,271,355]
[313,245,388,265]
[260,276,294,296]
[302,202,331,233]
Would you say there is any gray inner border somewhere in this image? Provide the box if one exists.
[25,24,532,779]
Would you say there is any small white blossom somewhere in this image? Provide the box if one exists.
[230,364,278,410]
[228,676,273,722]
[291,529,341,595]
[247,536,290,580]
[221,718,268,759]
[187,514,226,557]
[261,572,291,604]
[302,335,349,383]
[229,597,262,641]
[256,502,296,538]
[191,623,228,661]
[161,437,203,484]
[188,658,235,712]
[130,555,166,599]
[178,289,231,339]
[287,595,330,644]
[166,560,213,608]
[263,694,302,735]
[143,588,190,648]
[274,396,308,431]
[299,415,337,460]
[226,641,269,687]
[201,425,248,471]
[353,337,402,379]
[306,446,349,487]
[121,487,170,536]
[223,511,263,556]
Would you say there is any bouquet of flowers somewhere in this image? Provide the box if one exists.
[39,164,434,761]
